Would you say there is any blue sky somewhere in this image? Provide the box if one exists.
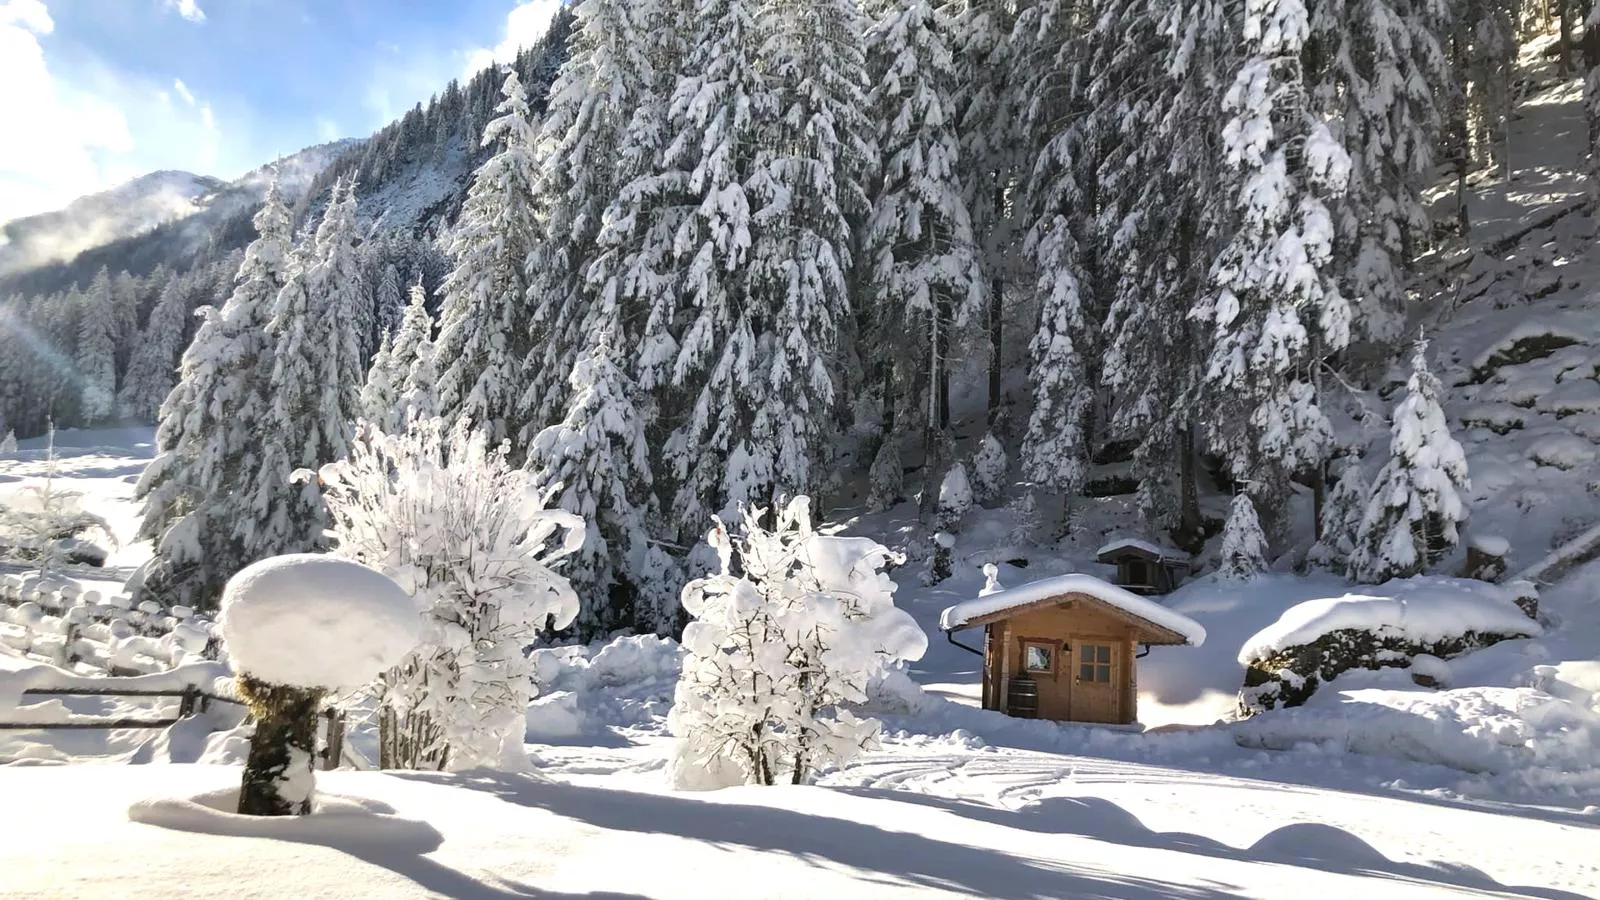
[0,0,561,223]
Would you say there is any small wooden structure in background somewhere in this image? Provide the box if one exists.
[1095,539,1190,596]
[941,574,1203,725]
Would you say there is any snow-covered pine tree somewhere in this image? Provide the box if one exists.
[1190,0,1353,534]
[117,273,194,422]
[529,331,680,639]
[316,418,584,771]
[1218,492,1268,579]
[1307,451,1366,571]
[948,0,1028,427]
[1348,339,1470,583]
[970,431,1007,505]
[133,178,294,608]
[670,497,923,789]
[373,263,405,347]
[936,461,973,532]
[392,281,438,427]
[735,0,873,515]
[434,72,541,450]
[650,0,765,531]
[1588,0,1600,195]
[76,268,118,425]
[1310,0,1449,344]
[359,329,397,427]
[250,178,365,560]
[520,0,669,439]
[866,436,904,512]
[862,0,984,474]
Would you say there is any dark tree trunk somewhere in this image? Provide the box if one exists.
[1176,426,1204,551]
[1560,0,1574,77]
[988,277,1003,429]
[237,675,324,817]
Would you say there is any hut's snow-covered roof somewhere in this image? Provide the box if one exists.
[1095,537,1188,563]
[938,574,1206,646]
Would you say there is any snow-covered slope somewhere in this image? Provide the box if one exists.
[0,171,225,276]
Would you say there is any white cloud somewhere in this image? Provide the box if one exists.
[0,0,226,224]
[464,0,560,77]
[172,77,195,106]
[164,0,204,24]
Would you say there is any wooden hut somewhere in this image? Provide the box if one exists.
[940,574,1204,725]
[1095,538,1191,596]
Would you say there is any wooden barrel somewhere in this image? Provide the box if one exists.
[1007,676,1039,719]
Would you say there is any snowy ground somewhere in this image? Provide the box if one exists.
[1,428,1598,896]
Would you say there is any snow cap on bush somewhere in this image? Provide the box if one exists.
[219,554,424,689]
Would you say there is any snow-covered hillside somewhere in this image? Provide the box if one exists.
[0,171,225,276]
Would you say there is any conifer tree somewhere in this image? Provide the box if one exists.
[392,282,439,427]
[77,268,118,425]
[118,274,194,422]
[360,329,397,426]
[530,333,680,637]
[863,0,984,478]
[250,179,366,559]
[1219,492,1268,579]
[133,179,294,608]
[435,72,541,449]
[1190,0,1353,533]
[520,0,670,438]
[1349,339,1470,583]
[1308,451,1366,571]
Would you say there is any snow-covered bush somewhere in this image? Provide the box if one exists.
[0,429,115,576]
[969,432,1007,506]
[218,554,423,816]
[1349,339,1470,584]
[936,462,973,532]
[670,497,926,790]
[0,430,16,454]
[924,530,955,585]
[1217,494,1267,580]
[314,418,584,772]
[1237,579,1542,714]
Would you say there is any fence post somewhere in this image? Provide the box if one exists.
[179,686,197,719]
[322,709,345,771]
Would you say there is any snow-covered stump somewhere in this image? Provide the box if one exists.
[234,676,324,816]
[219,555,423,817]
[1461,534,1509,582]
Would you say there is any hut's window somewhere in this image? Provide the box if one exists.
[1022,642,1054,674]
[1078,644,1113,683]
[1124,560,1151,587]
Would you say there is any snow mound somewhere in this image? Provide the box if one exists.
[940,573,1206,646]
[526,635,683,739]
[1527,432,1596,470]
[1234,685,1600,781]
[218,555,424,689]
[1238,578,1541,666]
[128,787,441,851]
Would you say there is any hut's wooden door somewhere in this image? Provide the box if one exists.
[1069,639,1121,722]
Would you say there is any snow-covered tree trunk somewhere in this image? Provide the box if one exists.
[235,676,323,816]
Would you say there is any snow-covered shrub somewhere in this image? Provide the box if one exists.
[0,430,15,454]
[314,418,584,772]
[670,497,926,790]
[969,432,1007,506]
[0,429,115,576]
[1237,579,1542,715]
[1349,340,1470,583]
[866,438,904,513]
[1217,494,1267,580]
[1006,489,1041,546]
[936,462,973,532]
[218,554,422,816]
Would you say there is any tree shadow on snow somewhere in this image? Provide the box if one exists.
[395,770,1246,900]
[835,788,1591,900]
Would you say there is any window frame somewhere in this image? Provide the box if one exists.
[1019,639,1057,676]
[1076,642,1114,684]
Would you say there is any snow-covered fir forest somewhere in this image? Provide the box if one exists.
[2,0,1600,895]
